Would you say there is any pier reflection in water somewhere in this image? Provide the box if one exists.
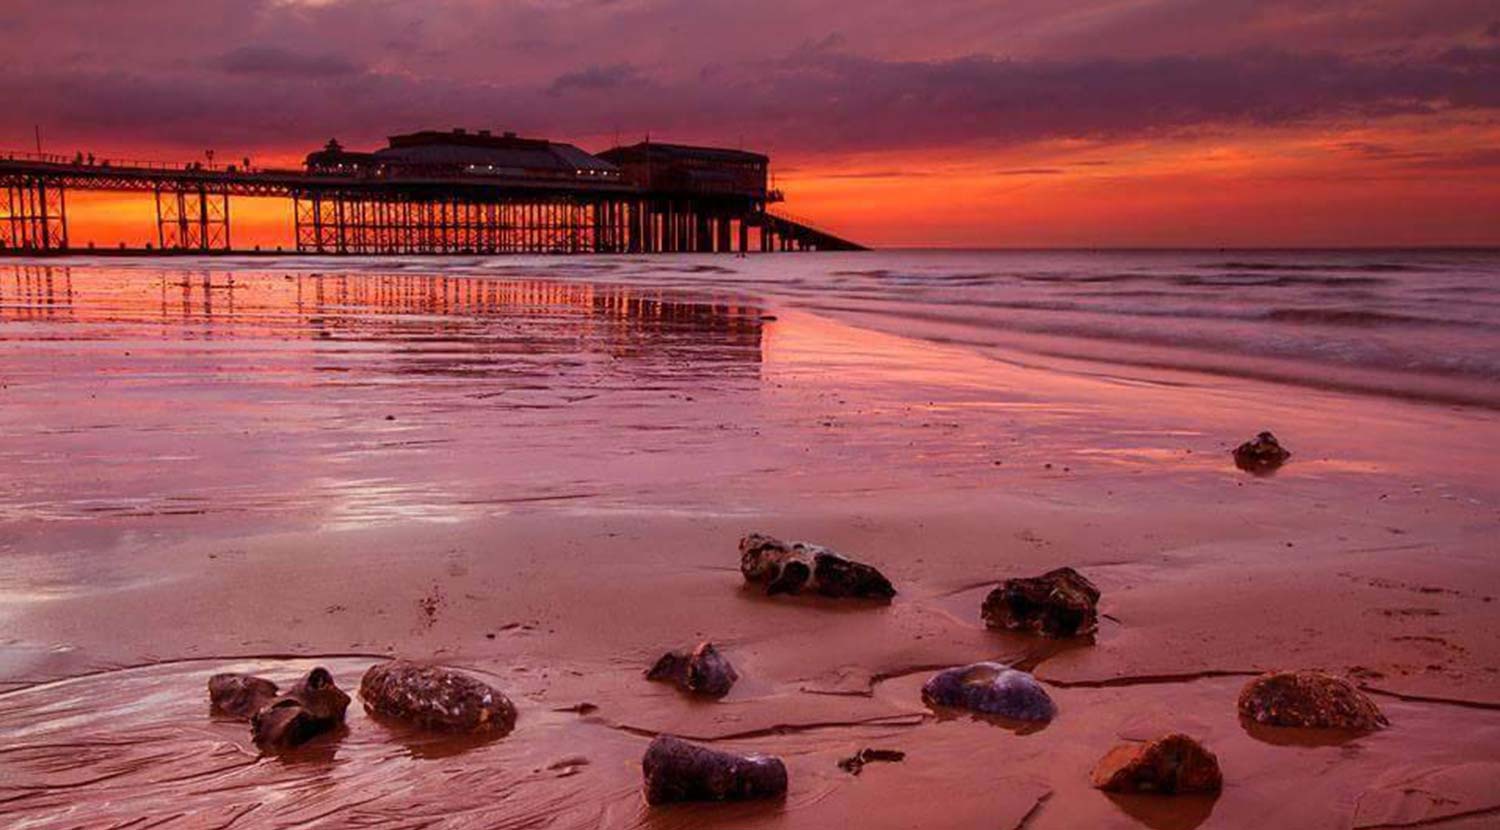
[0,266,766,530]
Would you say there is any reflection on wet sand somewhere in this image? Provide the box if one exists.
[0,266,765,529]
[1104,792,1218,830]
[2,266,765,376]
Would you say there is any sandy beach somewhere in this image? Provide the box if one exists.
[2,256,1499,829]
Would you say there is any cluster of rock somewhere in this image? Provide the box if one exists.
[640,534,898,803]
[638,537,1387,806]
[208,661,516,753]
[1086,671,1390,796]
[213,511,1387,812]
[210,667,350,751]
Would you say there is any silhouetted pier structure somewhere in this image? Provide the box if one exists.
[0,130,864,255]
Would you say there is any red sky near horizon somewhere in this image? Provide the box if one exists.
[4,0,1499,248]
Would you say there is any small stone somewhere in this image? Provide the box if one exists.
[1238,671,1388,730]
[838,748,905,775]
[1091,733,1223,794]
[921,662,1056,721]
[739,533,896,600]
[1233,431,1291,474]
[982,567,1100,638]
[642,735,788,805]
[251,667,351,751]
[646,642,738,698]
[208,673,278,719]
[360,660,518,734]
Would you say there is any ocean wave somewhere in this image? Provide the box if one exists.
[811,300,1500,385]
[1212,260,1430,273]
[1263,308,1457,327]
[908,295,1484,330]
[1170,273,1390,287]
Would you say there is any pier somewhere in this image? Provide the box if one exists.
[0,130,864,255]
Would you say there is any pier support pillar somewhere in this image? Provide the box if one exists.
[717,216,731,253]
[0,176,67,252]
[156,185,229,251]
[696,210,711,253]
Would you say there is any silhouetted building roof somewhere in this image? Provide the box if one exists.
[597,141,768,198]
[305,129,619,181]
[304,139,377,172]
[377,129,618,175]
[597,142,768,166]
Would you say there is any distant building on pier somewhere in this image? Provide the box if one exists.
[596,142,770,200]
[304,128,621,184]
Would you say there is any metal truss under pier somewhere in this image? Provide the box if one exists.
[0,154,866,255]
[1,175,67,252]
[290,193,846,255]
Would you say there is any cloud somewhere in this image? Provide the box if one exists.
[548,63,646,95]
[750,46,1500,150]
[1393,147,1500,170]
[213,45,360,78]
[0,2,1496,164]
[817,170,936,179]
[1336,141,1438,161]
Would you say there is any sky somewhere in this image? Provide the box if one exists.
[2,0,1498,248]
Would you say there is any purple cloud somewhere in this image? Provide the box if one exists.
[0,0,1495,162]
[213,46,360,78]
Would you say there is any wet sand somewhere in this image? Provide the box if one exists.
[2,263,1499,828]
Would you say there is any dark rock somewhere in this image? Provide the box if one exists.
[251,667,351,751]
[642,735,788,805]
[1233,431,1291,474]
[1091,733,1223,794]
[982,567,1100,638]
[1238,671,1387,730]
[838,747,905,775]
[360,660,517,735]
[739,533,896,600]
[921,662,1056,721]
[646,642,738,698]
[208,673,278,718]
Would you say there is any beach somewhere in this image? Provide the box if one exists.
[2,253,1499,828]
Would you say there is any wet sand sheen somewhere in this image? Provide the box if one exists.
[1,264,1499,828]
